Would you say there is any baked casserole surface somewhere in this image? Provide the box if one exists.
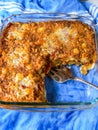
[0,20,96,102]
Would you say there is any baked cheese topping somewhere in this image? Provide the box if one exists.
[0,20,96,102]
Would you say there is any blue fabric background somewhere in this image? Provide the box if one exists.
[0,0,98,130]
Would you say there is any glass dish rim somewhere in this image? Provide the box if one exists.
[0,13,98,110]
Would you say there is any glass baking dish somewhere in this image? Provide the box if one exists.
[0,13,98,112]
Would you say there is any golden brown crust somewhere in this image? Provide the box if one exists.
[0,20,96,102]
